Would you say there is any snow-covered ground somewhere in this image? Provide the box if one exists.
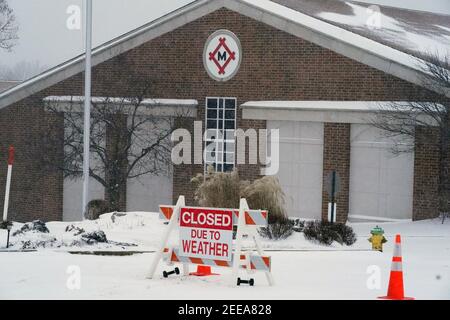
[0,212,449,299]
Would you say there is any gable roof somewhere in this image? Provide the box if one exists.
[0,0,448,110]
[273,0,450,62]
[0,80,21,93]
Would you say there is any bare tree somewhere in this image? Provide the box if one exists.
[42,77,189,214]
[0,0,18,51]
[371,53,450,222]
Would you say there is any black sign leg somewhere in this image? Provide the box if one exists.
[6,229,10,249]
[331,171,336,223]
[326,170,340,224]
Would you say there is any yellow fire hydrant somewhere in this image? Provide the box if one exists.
[368,226,387,252]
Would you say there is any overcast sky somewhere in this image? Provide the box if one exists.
[0,0,449,74]
[0,0,193,69]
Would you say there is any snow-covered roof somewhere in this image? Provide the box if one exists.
[0,0,449,110]
[273,0,450,62]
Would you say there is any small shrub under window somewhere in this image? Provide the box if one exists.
[303,220,357,246]
[292,219,305,232]
[258,217,294,240]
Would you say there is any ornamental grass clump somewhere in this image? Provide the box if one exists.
[191,167,244,209]
[191,169,294,240]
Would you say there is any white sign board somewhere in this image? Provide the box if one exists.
[203,29,242,82]
[179,207,233,261]
[328,203,337,223]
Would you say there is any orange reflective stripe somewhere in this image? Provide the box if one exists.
[171,251,179,262]
[262,256,270,267]
[245,212,256,225]
[215,260,230,267]
[189,257,204,264]
[160,206,174,219]
[392,256,402,262]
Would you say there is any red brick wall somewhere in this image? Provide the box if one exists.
[321,123,351,223]
[0,95,64,222]
[413,127,440,221]
[0,8,439,221]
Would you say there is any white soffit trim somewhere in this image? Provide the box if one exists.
[241,100,442,124]
[44,96,198,106]
[44,96,198,117]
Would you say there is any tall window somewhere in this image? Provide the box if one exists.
[205,97,236,172]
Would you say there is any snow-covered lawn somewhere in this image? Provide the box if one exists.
[0,213,449,299]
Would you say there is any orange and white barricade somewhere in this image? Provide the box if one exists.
[147,196,274,286]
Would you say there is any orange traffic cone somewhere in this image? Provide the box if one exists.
[189,265,219,277]
[378,234,414,300]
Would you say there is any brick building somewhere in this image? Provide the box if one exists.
[0,0,448,223]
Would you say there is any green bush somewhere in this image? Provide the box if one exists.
[331,222,357,245]
[258,217,294,240]
[303,220,357,246]
[292,219,305,232]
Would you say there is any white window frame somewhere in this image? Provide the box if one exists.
[204,97,237,173]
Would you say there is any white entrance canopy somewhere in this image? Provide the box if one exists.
[241,100,443,124]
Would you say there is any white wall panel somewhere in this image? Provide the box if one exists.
[267,121,324,219]
[349,124,414,220]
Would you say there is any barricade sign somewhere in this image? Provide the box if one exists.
[159,205,268,226]
[180,207,233,261]
[147,196,274,287]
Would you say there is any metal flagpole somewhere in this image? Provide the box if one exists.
[82,0,92,220]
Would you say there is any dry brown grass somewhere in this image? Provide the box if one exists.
[241,175,287,224]
[191,168,287,224]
